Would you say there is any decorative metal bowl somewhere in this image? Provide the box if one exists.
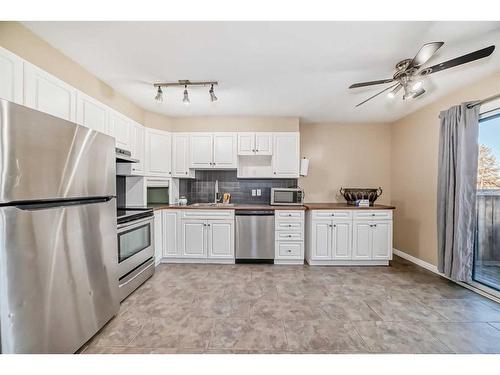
[339,187,383,206]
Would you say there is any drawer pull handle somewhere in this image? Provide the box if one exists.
[288,224,292,227]
[287,249,292,252]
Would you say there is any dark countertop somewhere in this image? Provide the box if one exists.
[148,203,394,211]
[304,203,395,210]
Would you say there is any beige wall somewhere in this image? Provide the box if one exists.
[0,21,146,124]
[391,70,500,266]
[299,122,392,205]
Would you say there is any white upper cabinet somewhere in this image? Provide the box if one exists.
[130,122,145,175]
[213,133,237,168]
[172,133,194,178]
[0,46,23,104]
[272,133,300,178]
[190,133,213,168]
[110,110,131,150]
[24,63,77,122]
[237,133,255,155]
[145,128,172,177]
[76,92,109,134]
[237,132,273,156]
[190,133,236,169]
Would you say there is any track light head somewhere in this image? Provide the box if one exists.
[183,85,190,105]
[154,86,163,102]
[209,84,218,102]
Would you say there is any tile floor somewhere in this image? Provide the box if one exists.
[82,256,500,354]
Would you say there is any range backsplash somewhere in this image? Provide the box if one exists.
[179,170,298,204]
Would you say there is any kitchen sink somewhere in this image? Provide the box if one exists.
[189,203,235,207]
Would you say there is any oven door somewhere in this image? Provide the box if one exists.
[117,216,154,278]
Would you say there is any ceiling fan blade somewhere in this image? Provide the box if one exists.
[355,83,399,107]
[349,79,394,89]
[420,45,495,75]
[409,42,444,68]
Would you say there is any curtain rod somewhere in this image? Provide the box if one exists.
[467,92,500,108]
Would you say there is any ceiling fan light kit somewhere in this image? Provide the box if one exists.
[153,80,218,104]
[349,42,495,107]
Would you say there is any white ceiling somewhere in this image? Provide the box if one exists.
[23,21,500,123]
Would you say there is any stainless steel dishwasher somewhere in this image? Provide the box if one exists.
[235,210,275,262]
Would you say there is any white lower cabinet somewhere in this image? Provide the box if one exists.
[162,210,180,258]
[306,210,393,265]
[207,220,234,259]
[274,210,305,265]
[182,220,207,258]
[153,210,163,266]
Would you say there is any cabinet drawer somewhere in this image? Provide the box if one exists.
[353,210,392,220]
[181,209,235,220]
[276,231,303,241]
[276,241,302,258]
[275,221,303,231]
[311,210,352,219]
[275,210,304,219]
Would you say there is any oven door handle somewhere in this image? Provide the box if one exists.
[117,216,153,230]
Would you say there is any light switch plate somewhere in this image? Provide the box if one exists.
[251,189,256,196]
[257,189,261,196]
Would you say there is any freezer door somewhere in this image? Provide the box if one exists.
[0,99,116,203]
[0,198,119,353]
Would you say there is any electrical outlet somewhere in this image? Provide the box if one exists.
[257,189,261,196]
[251,189,256,196]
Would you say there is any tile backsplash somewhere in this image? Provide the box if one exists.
[179,170,298,204]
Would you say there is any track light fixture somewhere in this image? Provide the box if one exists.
[153,80,218,105]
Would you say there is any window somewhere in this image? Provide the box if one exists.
[473,108,500,291]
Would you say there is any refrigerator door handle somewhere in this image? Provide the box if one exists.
[10,196,115,211]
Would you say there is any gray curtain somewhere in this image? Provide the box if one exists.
[437,103,480,282]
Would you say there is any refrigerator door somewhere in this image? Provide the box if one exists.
[0,99,116,204]
[0,198,119,353]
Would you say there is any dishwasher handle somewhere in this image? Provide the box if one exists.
[235,210,275,216]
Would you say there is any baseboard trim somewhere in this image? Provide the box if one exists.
[393,248,500,304]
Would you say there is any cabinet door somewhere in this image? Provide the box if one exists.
[146,129,172,177]
[207,220,234,259]
[311,220,331,260]
[372,221,392,260]
[163,211,180,258]
[272,133,299,178]
[110,111,131,150]
[24,63,76,121]
[213,133,237,168]
[255,133,273,155]
[131,123,145,175]
[237,133,255,155]
[181,220,206,258]
[76,92,109,134]
[332,221,352,260]
[154,210,163,265]
[172,133,193,177]
[0,47,23,104]
[352,222,372,260]
[190,133,213,168]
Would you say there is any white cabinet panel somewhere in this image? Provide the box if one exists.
[0,47,23,104]
[213,133,237,168]
[237,133,255,155]
[172,133,194,178]
[352,222,372,260]
[163,210,180,258]
[273,133,299,178]
[76,92,109,134]
[145,128,171,177]
[372,221,392,260]
[154,210,163,265]
[332,222,352,260]
[110,111,131,150]
[207,220,234,259]
[277,241,302,258]
[131,123,145,175]
[311,221,331,260]
[181,220,206,258]
[190,133,213,168]
[24,63,76,121]
[255,133,273,155]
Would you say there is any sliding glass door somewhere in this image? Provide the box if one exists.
[473,112,500,291]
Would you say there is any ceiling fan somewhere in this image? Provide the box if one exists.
[349,42,495,107]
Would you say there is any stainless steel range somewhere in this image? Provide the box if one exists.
[117,207,155,301]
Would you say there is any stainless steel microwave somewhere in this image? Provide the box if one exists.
[270,188,304,205]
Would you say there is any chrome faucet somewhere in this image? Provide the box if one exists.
[214,179,221,203]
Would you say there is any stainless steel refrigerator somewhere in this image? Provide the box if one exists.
[0,99,120,353]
